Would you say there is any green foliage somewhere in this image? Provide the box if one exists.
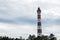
[0,33,57,40]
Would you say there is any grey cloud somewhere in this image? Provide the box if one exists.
[0,18,15,24]
[42,18,60,26]
[0,0,60,26]
[0,17,36,25]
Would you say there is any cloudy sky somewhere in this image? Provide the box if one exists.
[0,0,60,39]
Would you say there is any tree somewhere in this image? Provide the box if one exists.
[49,33,57,40]
[27,35,35,40]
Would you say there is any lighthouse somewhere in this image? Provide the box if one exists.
[37,7,42,36]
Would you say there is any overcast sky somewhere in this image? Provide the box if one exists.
[0,0,60,40]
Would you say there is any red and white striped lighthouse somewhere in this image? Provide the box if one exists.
[37,7,42,36]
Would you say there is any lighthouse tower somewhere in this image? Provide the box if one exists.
[37,7,42,36]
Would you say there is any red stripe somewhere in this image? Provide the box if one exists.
[38,22,41,26]
[38,15,41,19]
[38,29,42,33]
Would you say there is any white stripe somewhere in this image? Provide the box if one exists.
[37,14,41,15]
[38,19,41,22]
[37,33,42,36]
[37,27,42,29]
